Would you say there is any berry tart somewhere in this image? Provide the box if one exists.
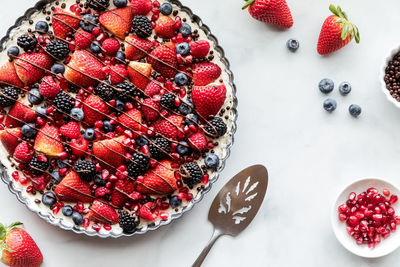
[0,0,237,236]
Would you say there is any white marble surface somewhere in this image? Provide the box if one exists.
[2,0,400,266]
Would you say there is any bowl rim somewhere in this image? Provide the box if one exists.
[331,177,400,258]
[0,0,238,238]
[380,46,400,108]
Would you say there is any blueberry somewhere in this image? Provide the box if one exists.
[160,3,173,15]
[179,23,192,37]
[103,120,115,133]
[7,46,20,57]
[50,171,62,184]
[286,39,299,52]
[94,173,107,186]
[178,99,193,115]
[35,21,49,33]
[72,212,84,225]
[339,82,352,95]
[80,14,97,32]
[62,205,74,217]
[21,123,37,138]
[51,63,65,74]
[28,88,43,105]
[90,41,101,53]
[84,128,95,141]
[115,51,126,62]
[185,113,198,125]
[323,99,337,112]
[42,192,57,206]
[136,136,149,147]
[169,195,182,208]
[176,141,191,156]
[70,107,84,121]
[115,99,125,111]
[57,159,68,169]
[319,78,334,94]
[175,72,188,86]
[349,104,361,117]
[204,153,219,170]
[176,42,190,56]
[35,106,47,118]
[113,0,127,8]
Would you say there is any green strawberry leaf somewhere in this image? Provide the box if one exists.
[242,0,255,10]
[330,4,360,43]
[0,224,6,240]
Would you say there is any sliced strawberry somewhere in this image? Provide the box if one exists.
[99,7,134,39]
[192,62,222,86]
[111,179,135,208]
[142,98,160,121]
[14,53,52,85]
[88,200,119,224]
[74,29,95,50]
[127,61,152,90]
[109,64,127,84]
[152,114,183,140]
[64,50,106,88]
[13,141,33,163]
[136,160,177,194]
[5,100,37,128]
[188,132,207,151]
[52,8,81,39]
[155,15,175,39]
[83,94,110,126]
[93,136,126,170]
[139,202,159,221]
[190,40,210,58]
[70,136,89,157]
[125,35,153,61]
[118,108,142,131]
[191,84,226,119]
[131,0,152,15]
[54,171,93,202]
[60,121,80,139]
[34,124,64,157]
[39,76,61,99]
[0,128,22,154]
[147,45,178,78]
[0,62,24,88]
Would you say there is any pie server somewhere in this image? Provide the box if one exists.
[192,164,269,267]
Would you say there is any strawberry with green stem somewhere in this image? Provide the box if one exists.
[317,5,360,55]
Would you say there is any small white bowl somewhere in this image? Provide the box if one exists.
[332,178,400,258]
[380,46,400,108]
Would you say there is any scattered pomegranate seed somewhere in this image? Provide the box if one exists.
[383,189,391,197]
[92,224,101,232]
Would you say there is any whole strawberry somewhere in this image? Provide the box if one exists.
[0,222,43,267]
[242,0,293,29]
[317,5,360,55]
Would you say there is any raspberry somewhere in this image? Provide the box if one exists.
[102,38,120,56]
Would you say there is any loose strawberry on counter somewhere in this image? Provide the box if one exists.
[0,222,43,267]
[317,5,360,55]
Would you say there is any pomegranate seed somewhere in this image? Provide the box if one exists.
[373,214,383,221]
[92,224,101,232]
[383,189,391,197]
[160,212,169,221]
[390,195,398,205]
[12,171,19,181]
[367,188,378,194]
[339,214,347,221]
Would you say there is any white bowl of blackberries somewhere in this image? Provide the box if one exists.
[381,47,400,108]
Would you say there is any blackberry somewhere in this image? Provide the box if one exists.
[68,83,80,93]
[132,15,152,39]
[0,86,19,107]
[74,160,96,181]
[127,153,149,178]
[46,40,70,60]
[115,82,137,102]
[94,82,115,101]
[119,211,140,234]
[29,155,49,175]
[54,92,74,114]
[86,0,110,11]
[149,137,170,160]
[17,33,37,52]
[180,162,203,187]
[160,93,176,110]
[204,117,227,138]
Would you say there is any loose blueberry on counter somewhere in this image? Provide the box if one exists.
[72,212,84,225]
[51,63,65,74]
[286,39,299,52]
[204,153,220,170]
[94,173,107,186]
[176,42,190,56]
[179,23,192,37]
[35,106,47,118]
[178,99,193,115]
[113,0,127,8]
[28,88,43,105]
[103,120,115,133]
[170,195,182,208]
[115,51,126,62]
[80,14,97,32]
[70,107,84,121]
[35,21,49,33]
[7,46,20,57]
[62,205,74,217]
[185,113,198,125]
[136,136,149,147]
[42,192,57,207]
[21,123,37,138]
[84,128,96,141]
[349,104,361,117]
[160,2,173,15]
[50,171,62,184]
[176,141,191,156]
[175,72,188,86]
[115,99,125,111]
[339,81,352,95]
[323,98,337,112]
[90,41,101,53]
[319,78,334,94]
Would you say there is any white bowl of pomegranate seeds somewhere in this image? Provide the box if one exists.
[332,178,400,258]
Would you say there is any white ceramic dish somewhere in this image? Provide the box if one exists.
[331,178,400,258]
[380,46,400,108]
